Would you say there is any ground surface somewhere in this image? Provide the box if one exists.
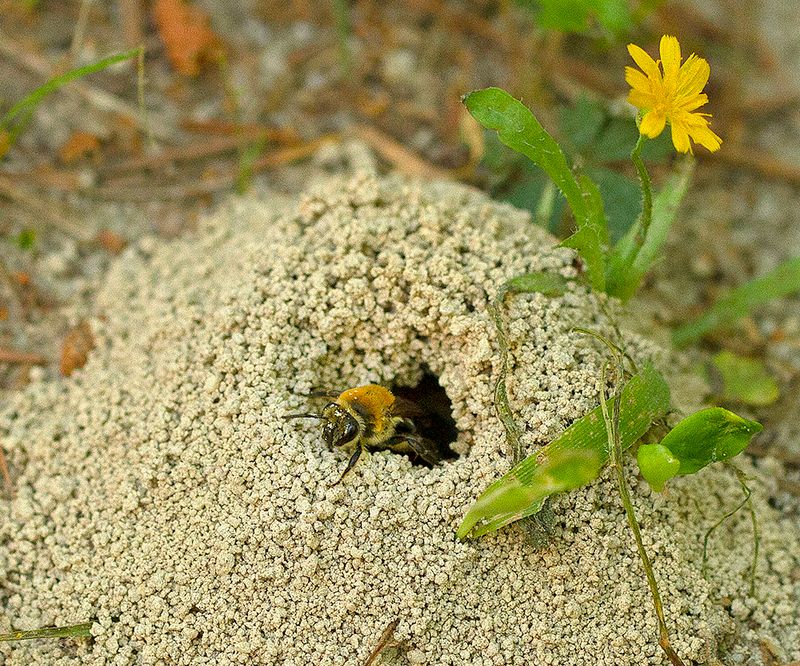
[1,173,798,665]
[0,2,799,665]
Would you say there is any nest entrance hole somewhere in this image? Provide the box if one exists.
[392,371,459,465]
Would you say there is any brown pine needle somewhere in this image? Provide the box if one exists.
[353,125,451,180]
[0,347,47,365]
[362,618,399,666]
[0,446,13,497]
[94,136,339,201]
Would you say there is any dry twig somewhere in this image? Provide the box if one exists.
[0,174,91,241]
[0,446,13,498]
[353,125,451,180]
[362,618,400,666]
[0,256,26,320]
[118,0,145,48]
[70,0,95,60]
[94,136,338,200]
[0,347,47,365]
[100,131,295,176]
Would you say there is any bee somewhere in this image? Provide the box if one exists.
[285,384,443,484]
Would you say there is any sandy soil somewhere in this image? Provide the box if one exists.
[1,173,798,665]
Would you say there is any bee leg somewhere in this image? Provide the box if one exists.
[333,444,364,486]
[386,434,443,466]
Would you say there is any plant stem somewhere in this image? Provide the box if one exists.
[489,301,552,548]
[731,466,760,597]
[331,0,352,76]
[630,134,653,249]
[488,303,523,463]
[702,465,755,586]
[600,364,685,666]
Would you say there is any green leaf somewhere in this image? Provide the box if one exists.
[606,158,693,301]
[458,448,602,539]
[578,173,609,241]
[710,351,780,406]
[590,118,638,162]
[590,118,672,165]
[15,228,37,250]
[464,87,609,291]
[496,272,569,301]
[656,407,762,478]
[529,0,592,32]
[673,256,800,347]
[0,622,92,642]
[457,363,670,539]
[464,88,588,223]
[516,0,633,35]
[500,171,566,233]
[637,443,680,492]
[590,0,634,35]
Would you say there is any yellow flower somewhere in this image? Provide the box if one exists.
[626,35,722,154]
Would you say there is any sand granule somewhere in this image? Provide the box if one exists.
[1,174,798,665]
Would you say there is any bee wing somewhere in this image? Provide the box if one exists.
[391,395,427,420]
[388,434,443,466]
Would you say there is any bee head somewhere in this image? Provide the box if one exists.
[321,404,360,449]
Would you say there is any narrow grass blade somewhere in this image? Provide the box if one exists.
[1,48,141,145]
[701,466,758,596]
[673,256,800,347]
[0,622,92,642]
[457,363,670,539]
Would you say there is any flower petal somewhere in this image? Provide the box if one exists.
[628,89,657,110]
[659,35,682,81]
[687,124,722,152]
[625,66,654,94]
[670,121,691,154]
[626,35,720,154]
[676,93,709,112]
[677,54,710,98]
[640,110,666,138]
[628,43,660,80]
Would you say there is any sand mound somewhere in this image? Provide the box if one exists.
[2,174,798,665]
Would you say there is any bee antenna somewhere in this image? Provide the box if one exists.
[283,413,325,420]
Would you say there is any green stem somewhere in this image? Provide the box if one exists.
[331,0,352,76]
[630,134,653,250]
[489,300,552,548]
[600,364,685,666]
[488,303,523,463]
[701,466,759,597]
[732,466,759,597]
